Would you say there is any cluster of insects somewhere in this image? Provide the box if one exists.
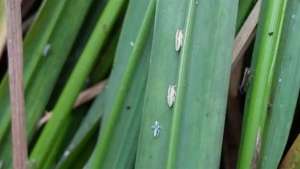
[151,29,185,138]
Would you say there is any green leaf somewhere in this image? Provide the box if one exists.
[55,29,120,169]
[135,0,238,169]
[43,0,110,109]
[29,0,128,167]
[258,0,300,168]
[0,0,94,167]
[237,0,288,169]
[55,94,105,169]
[0,0,67,142]
[87,0,155,168]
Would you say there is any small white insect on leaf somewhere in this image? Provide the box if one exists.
[63,150,70,158]
[175,29,184,52]
[43,44,51,57]
[151,120,161,137]
[130,41,134,47]
[167,85,176,108]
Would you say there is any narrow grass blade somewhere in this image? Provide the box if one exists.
[55,94,105,169]
[43,0,110,109]
[0,0,75,143]
[237,0,288,168]
[29,0,127,167]
[259,0,300,168]
[47,29,119,169]
[0,0,94,166]
[89,33,118,84]
[88,1,155,168]
[57,0,153,167]
[24,0,94,139]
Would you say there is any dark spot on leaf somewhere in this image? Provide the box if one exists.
[268,32,274,36]
[126,106,131,110]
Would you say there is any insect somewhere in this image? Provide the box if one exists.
[43,44,51,57]
[130,41,134,47]
[240,68,251,93]
[63,150,70,158]
[151,121,161,137]
[167,85,176,108]
[175,29,184,52]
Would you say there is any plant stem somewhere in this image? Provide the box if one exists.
[5,0,28,168]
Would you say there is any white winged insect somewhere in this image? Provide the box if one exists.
[175,29,184,52]
[43,44,51,57]
[151,121,161,137]
[167,85,176,108]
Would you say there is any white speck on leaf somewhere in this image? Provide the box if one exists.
[63,150,70,157]
[175,29,184,52]
[43,44,51,57]
[167,85,176,108]
[151,121,161,137]
[130,41,134,47]
[292,14,296,19]
[278,78,282,83]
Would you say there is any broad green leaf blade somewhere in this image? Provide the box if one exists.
[29,0,127,167]
[135,0,188,168]
[237,0,288,168]
[136,0,238,169]
[168,0,238,168]
[88,1,155,168]
[259,0,300,168]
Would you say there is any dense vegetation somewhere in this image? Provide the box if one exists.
[0,0,299,169]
